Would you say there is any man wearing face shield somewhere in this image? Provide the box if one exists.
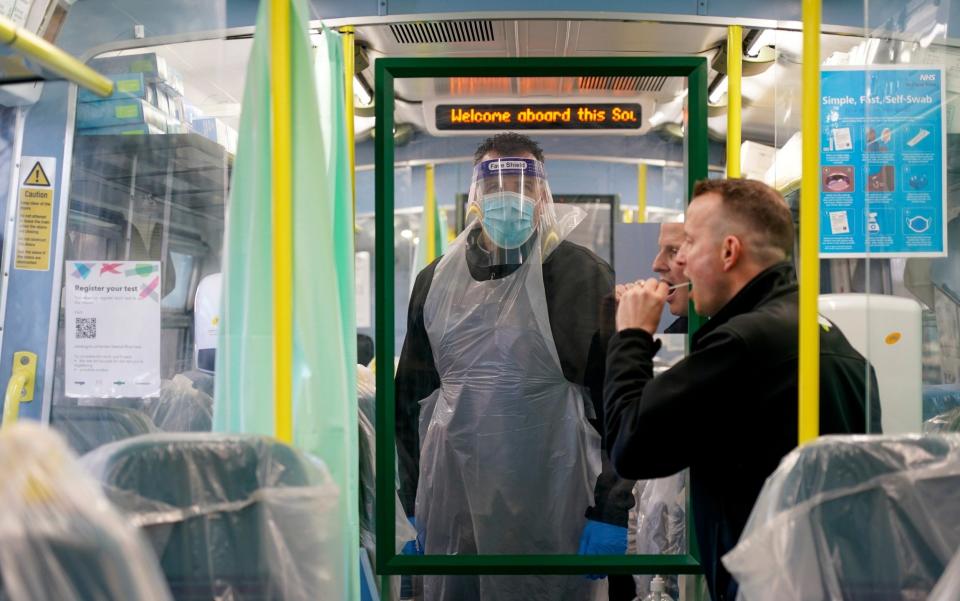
[395,133,635,601]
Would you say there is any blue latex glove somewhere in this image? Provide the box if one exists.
[402,517,424,555]
[577,520,628,580]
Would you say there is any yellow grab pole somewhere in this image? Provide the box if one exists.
[425,164,437,259]
[341,26,357,219]
[2,352,36,428]
[270,0,293,444]
[727,25,743,178]
[799,0,821,444]
[637,163,647,223]
[0,14,112,97]
[1,374,28,427]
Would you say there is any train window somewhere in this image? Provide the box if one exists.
[160,251,196,311]
[48,36,248,451]
[0,106,21,330]
[817,10,960,440]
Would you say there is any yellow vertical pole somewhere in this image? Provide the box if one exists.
[727,25,743,178]
[425,164,437,259]
[799,0,821,445]
[270,0,293,444]
[341,26,357,218]
[637,163,647,223]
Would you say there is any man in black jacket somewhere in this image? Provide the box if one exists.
[605,178,881,601]
[396,133,634,600]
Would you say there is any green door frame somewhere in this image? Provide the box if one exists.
[375,56,709,576]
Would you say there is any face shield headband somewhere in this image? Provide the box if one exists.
[466,157,554,255]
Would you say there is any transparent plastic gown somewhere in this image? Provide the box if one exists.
[631,472,686,598]
[724,434,960,601]
[416,203,602,601]
[0,423,171,601]
[81,432,345,601]
[930,545,960,601]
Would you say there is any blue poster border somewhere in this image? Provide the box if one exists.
[820,64,948,259]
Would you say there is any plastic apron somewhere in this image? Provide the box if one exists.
[416,209,602,601]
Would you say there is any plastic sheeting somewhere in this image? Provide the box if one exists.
[93,375,214,433]
[417,204,602,600]
[140,374,214,432]
[923,384,960,421]
[81,432,345,601]
[0,422,171,601]
[929,545,960,601]
[213,3,358,597]
[358,364,416,600]
[358,363,376,426]
[358,365,410,545]
[50,375,213,455]
[631,472,686,598]
[723,435,960,601]
[925,406,960,433]
[50,404,158,455]
[359,411,417,601]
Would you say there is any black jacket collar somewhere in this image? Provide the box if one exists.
[692,262,797,345]
[664,316,688,334]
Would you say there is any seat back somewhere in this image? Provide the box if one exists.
[50,404,157,455]
[0,423,170,601]
[82,433,344,601]
[725,435,960,601]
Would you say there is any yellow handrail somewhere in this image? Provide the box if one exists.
[2,352,37,428]
[637,163,647,223]
[270,0,293,444]
[341,26,357,220]
[799,0,821,445]
[0,14,112,97]
[425,164,437,259]
[726,25,742,178]
[2,373,28,427]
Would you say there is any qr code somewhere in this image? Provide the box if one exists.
[75,317,96,339]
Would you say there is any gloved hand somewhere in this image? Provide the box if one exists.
[402,517,424,555]
[577,519,628,580]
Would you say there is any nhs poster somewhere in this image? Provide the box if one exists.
[820,66,947,257]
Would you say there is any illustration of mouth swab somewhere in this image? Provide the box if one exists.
[907,129,930,147]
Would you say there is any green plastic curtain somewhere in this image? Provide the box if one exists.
[214,3,358,598]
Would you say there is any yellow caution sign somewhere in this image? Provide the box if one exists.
[23,161,50,187]
[15,188,53,270]
[15,156,56,271]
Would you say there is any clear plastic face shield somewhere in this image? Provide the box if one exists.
[466,157,560,265]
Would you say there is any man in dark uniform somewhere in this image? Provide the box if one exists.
[396,133,635,600]
[605,178,881,601]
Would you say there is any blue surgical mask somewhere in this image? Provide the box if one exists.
[481,192,537,249]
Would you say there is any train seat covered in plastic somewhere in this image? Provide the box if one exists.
[725,434,960,601]
[82,433,346,600]
[50,404,157,455]
[0,423,171,601]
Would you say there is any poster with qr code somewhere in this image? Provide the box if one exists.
[65,260,161,398]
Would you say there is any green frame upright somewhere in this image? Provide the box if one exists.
[375,56,709,577]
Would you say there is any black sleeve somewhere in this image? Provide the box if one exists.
[544,245,636,527]
[604,327,748,480]
[395,260,441,516]
[584,286,636,527]
[869,365,883,434]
